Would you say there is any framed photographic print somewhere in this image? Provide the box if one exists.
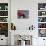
[17,10,29,19]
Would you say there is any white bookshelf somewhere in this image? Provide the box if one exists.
[0,3,8,23]
[0,3,8,38]
[38,3,46,37]
[38,3,46,29]
[0,0,11,45]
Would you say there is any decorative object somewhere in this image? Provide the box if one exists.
[39,29,46,37]
[29,25,35,30]
[38,17,46,22]
[5,6,8,10]
[38,11,46,16]
[0,3,8,10]
[0,11,8,16]
[11,23,16,30]
[15,35,32,46]
[42,12,45,15]
[38,3,46,10]
[0,6,1,10]
[38,23,46,28]
[0,17,8,22]
[0,23,8,37]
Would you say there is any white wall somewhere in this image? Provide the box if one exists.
[11,0,46,46]
[11,0,38,30]
[11,0,46,30]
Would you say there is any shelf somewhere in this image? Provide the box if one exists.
[38,28,46,29]
[38,16,46,17]
[0,16,8,17]
[0,10,8,11]
[0,22,8,23]
[38,10,46,11]
[38,22,46,23]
